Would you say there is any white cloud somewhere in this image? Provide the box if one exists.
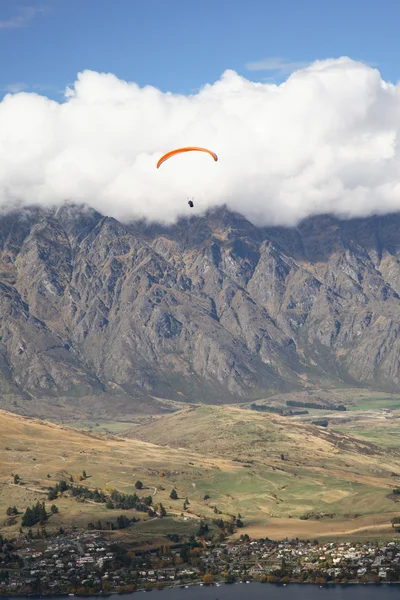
[3,82,27,93]
[0,6,44,29]
[245,57,310,74]
[1,83,63,96]
[1,57,400,226]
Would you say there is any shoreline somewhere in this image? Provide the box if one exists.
[4,580,400,597]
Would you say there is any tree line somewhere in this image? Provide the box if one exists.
[286,400,347,411]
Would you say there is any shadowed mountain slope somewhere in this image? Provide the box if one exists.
[1,203,400,404]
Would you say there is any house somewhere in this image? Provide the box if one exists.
[249,564,264,575]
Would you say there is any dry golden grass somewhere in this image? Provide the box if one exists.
[235,514,397,541]
[1,406,400,541]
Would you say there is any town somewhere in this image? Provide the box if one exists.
[1,527,400,595]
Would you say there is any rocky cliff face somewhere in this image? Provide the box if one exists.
[1,203,400,403]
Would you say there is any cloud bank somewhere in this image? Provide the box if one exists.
[1,57,400,226]
[245,57,310,74]
[0,6,44,29]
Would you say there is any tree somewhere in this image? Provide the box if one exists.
[203,573,214,585]
[82,470,87,479]
[21,502,47,527]
[58,480,68,492]
[13,474,20,485]
[50,505,59,514]
[170,489,178,500]
[159,503,167,517]
[197,522,209,537]
[180,545,189,562]
[204,494,210,500]
[116,515,130,529]
[48,488,57,501]
[135,480,143,489]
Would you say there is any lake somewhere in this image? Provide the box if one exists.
[5,583,400,600]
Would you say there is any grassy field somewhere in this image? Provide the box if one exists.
[236,513,398,542]
[332,425,400,448]
[63,420,140,434]
[244,387,400,410]
[1,406,400,542]
[346,396,400,411]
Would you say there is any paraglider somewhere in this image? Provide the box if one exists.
[156,146,218,169]
[156,146,218,209]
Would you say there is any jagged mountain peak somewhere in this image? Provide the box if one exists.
[0,203,399,404]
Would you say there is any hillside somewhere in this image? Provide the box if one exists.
[129,405,400,537]
[131,404,400,463]
[1,408,400,540]
[2,203,400,407]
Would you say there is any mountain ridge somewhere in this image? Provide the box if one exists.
[0,202,400,408]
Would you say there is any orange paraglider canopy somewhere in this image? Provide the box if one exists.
[156,146,218,169]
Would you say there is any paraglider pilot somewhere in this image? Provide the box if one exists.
[188,199,194,208]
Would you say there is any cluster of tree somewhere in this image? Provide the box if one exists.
[47,479,69,500]
[286,400,346,411]
[179,540,202,563]
[250,403,284,414]
[47,479,162,523]
[250,403,309,416]
[108,489,153,513]
[311,418,329,427]
[85,514,138,531]
[21,502,47,527]
[299,511,336,520]
[70,486,106,503]
[213,516,243,535]
[48,479,107,503]
[25,526,50,540]
[203,573,214,585]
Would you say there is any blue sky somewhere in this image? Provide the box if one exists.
[1,0,400,99]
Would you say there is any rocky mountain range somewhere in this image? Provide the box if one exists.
[1,202,400,407]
